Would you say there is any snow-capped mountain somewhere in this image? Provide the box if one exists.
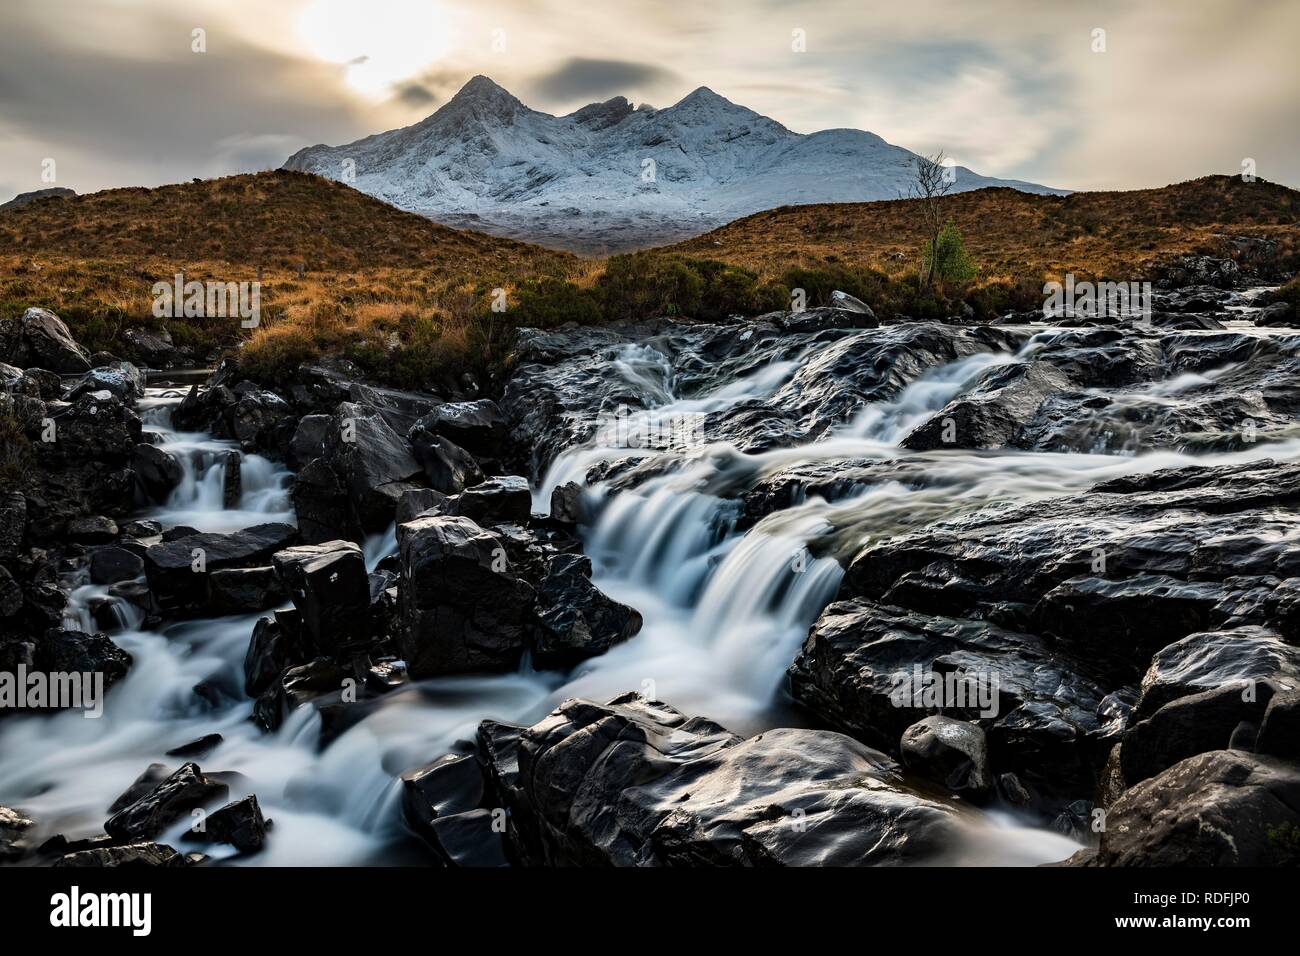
[284,75,1066,254]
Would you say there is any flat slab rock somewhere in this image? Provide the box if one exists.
[478,692,978,866]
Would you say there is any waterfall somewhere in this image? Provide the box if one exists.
[6,343,1297,867]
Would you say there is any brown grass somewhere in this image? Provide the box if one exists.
[3,172,1296,393]
[665,175,1300,284]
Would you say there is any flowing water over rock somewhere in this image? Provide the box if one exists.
[5,306,1300,866]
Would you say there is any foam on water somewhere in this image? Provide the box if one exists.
[5,342,1296,867]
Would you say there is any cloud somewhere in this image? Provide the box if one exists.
[530,58,681,107]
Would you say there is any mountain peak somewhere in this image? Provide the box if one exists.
[569,95,634,130]
[441,75,521,119]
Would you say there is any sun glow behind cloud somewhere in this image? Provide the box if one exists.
[298,0,456,98]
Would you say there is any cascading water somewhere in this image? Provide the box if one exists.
[5,329,1298,866]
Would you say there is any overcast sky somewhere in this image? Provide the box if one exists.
[2,0,1297,202]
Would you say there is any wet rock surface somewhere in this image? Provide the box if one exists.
[475,693,969,866]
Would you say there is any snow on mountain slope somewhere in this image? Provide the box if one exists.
[284,75,1067,255]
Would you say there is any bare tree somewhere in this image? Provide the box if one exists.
[903,150,955,288]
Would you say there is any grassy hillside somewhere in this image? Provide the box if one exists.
[0,169,571,272]
[0,171,585,388]
[666,175,1300,282]
[2,172,1296,392]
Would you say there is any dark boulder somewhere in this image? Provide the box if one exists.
[185,795,269,853]
[131,443,183,503]
[1256,691,1300,759]
[271,540,372,651]
[788,600,1115,812]
[413,400,507,460]
[55,842,186,868]
[166,734,223,758]
[397,515,534,677]
[89,545,144,585]
[67,361,144,402]
[445,475,532,524]
[143,522,297,615]
[530,553,641,669]
[67,514,119,544]
[408,429,483,495]
[487,693,966,866]
[104,763,230,841]
[900,716,993,799]
[206,566,283,615]
[12,308,90,373]
[1091,751,1300,866]
[0,806,35,862]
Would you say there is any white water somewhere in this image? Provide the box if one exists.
[4,331,1295,866]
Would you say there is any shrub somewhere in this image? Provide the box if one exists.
[512,276,603,328]
[925,220,977,287]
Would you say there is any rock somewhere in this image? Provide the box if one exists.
[900,716,993,799]
[487,693,966,866]
[408,429,483,495]
[121,326,178,368]
[131,443,183,503]
[291,457,356,544]
[0,565,21,618]
[1256,691,1300,759]
[325,402,425,533]
[288,414,331,469]
[829,290,877,316]
[421,810,510,867]
[253,657,349,732]
[1092,751,1300,866]
[104,763,229,841]
[1254,301,1293,327]
[1133,626,1300,720]
[548,481,588,524]
[0,805,35,862]
[55,842,186,867]
[243,616,298,697]
[108,763,173,813]
[229,389,294,453]
[530,553,642,669]
[446,475,532,524]
[67,362,144,402]
[779,306,878,333]
[400,752,504,864]
[1120,682,1273,785]
[15,308,90,373]
[185,795,269,853]
[89,545,144,584]
[271,540,372,651]
[0,492,26,559]
[395,487,446,525]
[67,514,119,544]
[397,515,534,677]
[413,400,508,460]
[206,566,283,615]
[221,452,241,509]
[166,734,224,758]
[25,391,141,537]
[788,600,1114,812]
[902,361,1074,451]
[841,459,1300,682]
[32,629,131,694]
[143,523,297,615]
